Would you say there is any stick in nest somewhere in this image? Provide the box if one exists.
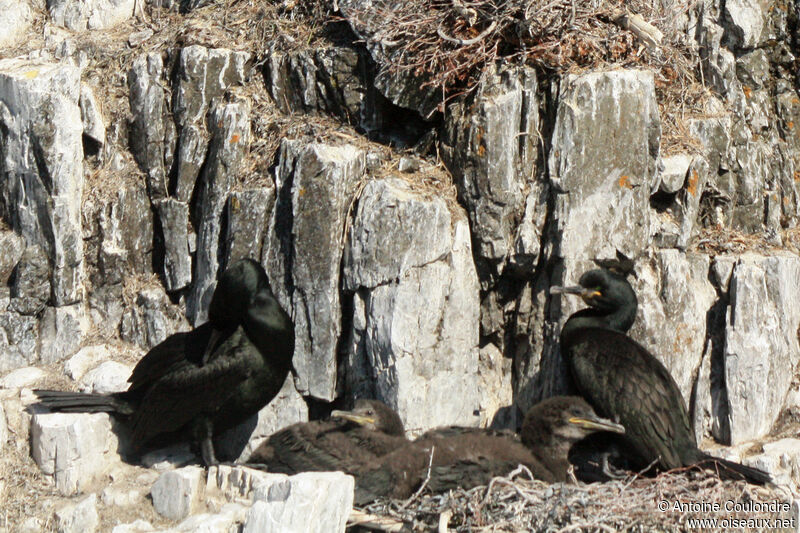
[400,445,436,509]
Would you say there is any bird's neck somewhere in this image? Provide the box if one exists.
[525,427,574,483]
[244,296,294,367]
[561,304,636,339]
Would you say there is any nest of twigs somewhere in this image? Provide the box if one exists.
[353,466,795,532]
[339,0,710,153]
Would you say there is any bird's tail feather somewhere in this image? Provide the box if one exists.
[697,453,771,485]
[34,390,127,414]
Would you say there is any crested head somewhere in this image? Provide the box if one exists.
[208,259,270,328]
[576,269,637,315]
[550,267,638,334]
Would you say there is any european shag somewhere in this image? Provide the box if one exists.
[248,399,407,474]
[551,267,770,484]
[35,259,294,466]
[353,396,624,504]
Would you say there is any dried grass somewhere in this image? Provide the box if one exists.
[359,466,795,531]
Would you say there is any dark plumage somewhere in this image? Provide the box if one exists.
[551,267,771,484]
[249,399,407,474]
[35,259,294,466]
[353,396,624,505]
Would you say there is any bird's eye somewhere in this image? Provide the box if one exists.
[365,410,374,415]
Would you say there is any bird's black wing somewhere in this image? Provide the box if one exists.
[127,323,215,393]
[566,327,695,470]
[128,328,255,447]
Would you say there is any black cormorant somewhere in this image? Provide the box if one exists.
[353,396,625,504]
[249,399,406,474]
[551,267,770,484]
[35,259,294,466]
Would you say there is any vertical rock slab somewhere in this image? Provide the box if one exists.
[97,185,153,284]
[264,48,369,125]
[48,0,136,31]
[548,69,659,273]
[154,198,192,291]
[631,250,716,406]
[441,64,540,285]
[39,304,90,364]
[171,46,249,204]
[724,254,800,443]
[222,188,273,268]
[266,140,365,401]
[0,58,85,305]
[343,178,481,433]
[128,53,172,201]
[187,99,251,324]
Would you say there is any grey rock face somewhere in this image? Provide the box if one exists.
[9,244,50,316]
[39,304,90,364]
[55,493,99,533]
[120,286,189,350]
[98,185,153,284]
[723,0,766,49]
[244,472,354,533]
[631,251,716,408]
[344,178,481,433]
[154,198,192,291]
[0,59,85,306]
[79,361,132,394]
[441,65,541,284]
[172,46,250,203]
[265,47,369,124]
[0,0,32,48]
[80,85,105,150]
[343,178,451,290]
[223,188,273,268]
[0,366,45,389]
[48,0,136,30]
[548,70,659,273]
[338,0,439,117]
[513,70,661,406]
[128,53,172,201]
[31,412,119,495]
[187,99,251,324]
[151,466,205,520]
[724,254,800,444]
[0,312,39,372]
[652,156,709,250]
[0,230,25,284]
[267,140,365,401]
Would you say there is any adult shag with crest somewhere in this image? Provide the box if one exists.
[35,259,295,466]
[249,399,407,474]
[550,265,770,484]
[353,396,625,504]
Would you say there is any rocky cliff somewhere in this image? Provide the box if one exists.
[1,0,800,530]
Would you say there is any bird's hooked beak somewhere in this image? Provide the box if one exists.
[550,285,602,304]
[568,414,625,435]
[202,328,225,365]
[331,410,375,428]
